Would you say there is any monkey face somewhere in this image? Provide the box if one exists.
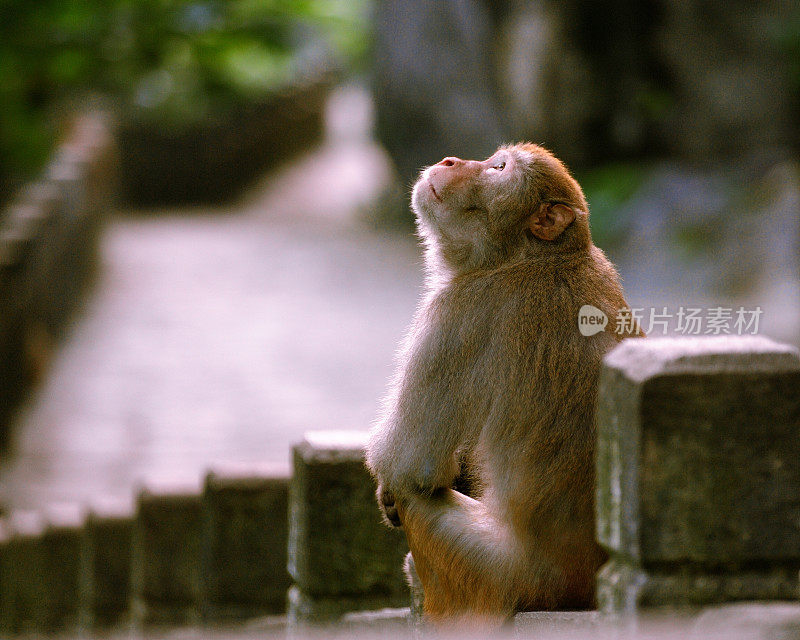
[411,144,590,274]
[412,148,528,233]
[411,146,538,273]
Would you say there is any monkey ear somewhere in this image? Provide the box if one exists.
[528,203,577,241]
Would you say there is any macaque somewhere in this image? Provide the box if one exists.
[365,143,643,624]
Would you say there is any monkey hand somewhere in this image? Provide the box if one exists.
[377,484,403,528]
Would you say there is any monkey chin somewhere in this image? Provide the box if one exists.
[410,177,439,224]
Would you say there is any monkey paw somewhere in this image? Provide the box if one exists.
[377,486,402,527]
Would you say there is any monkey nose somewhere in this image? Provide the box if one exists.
[436,157,462,167]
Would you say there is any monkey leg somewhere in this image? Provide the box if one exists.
[397,489,530,624]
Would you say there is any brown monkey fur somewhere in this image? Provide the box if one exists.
[365,143,644,625]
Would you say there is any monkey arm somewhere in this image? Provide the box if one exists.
[367,382,465,496]
[366,313,485,497]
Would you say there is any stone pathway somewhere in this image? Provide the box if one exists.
[0,86,423,511]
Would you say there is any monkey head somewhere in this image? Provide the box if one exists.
[411,143,591,274]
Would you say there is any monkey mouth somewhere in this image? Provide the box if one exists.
[429,181,442,202]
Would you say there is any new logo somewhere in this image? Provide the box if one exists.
[578,305,608,336]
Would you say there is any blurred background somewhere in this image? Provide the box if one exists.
[0,0,798,513]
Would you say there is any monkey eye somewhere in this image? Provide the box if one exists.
[490,160,506,172]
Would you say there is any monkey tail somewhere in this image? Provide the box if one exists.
[398,489,525,620]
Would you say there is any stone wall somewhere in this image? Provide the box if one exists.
[0,434,409,637]
[118,76,330,207]
[0,112,117,447]
[0,336,798,638]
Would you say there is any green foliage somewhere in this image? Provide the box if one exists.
[0,0,372,203]
[578,162,648,248]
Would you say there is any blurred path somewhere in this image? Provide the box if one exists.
[0,86,423,511]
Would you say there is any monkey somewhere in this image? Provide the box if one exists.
[365,142,644,625]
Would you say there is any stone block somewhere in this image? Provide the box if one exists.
[0,213,39,271]
[74,113,118,213]
[0,521,13,635]
[0,267,25,444]
[3,182,63,360]
[596,336,800,612]
[5,199,50,250]
[132,480,202,627]
[686,602,800,639]
[2,512,46,635]
[4,184,59,319]
[46,166,93,329]
[39,503,85,633]
[288,431,408,623]
[80,497,134,629]
[201,463,291,620]
[47,149,87,217]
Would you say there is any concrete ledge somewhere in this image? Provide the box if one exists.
[340,606,411,635]
[1,512,46,635]
[514,610,599,637]
[0,111,117,444]
[604,335,800,381]
[287,586,409,628]
[0,521,14,634]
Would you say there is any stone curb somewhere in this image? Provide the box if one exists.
[0,337,798,637]
[80,497,134,630]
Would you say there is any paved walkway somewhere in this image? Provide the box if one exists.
[0,86,423,511]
